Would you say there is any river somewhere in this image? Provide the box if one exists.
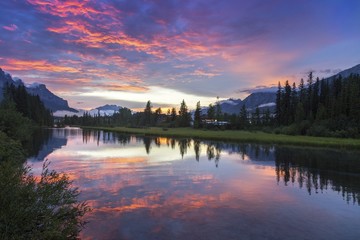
[27,127,360,240]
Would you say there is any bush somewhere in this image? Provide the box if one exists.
[0,160,90,239]
[0,107,34,142]
[0,131,24,162]
[306,125,331,137]
[281,124,299,135]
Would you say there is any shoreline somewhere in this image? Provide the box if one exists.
[80,126,360,150]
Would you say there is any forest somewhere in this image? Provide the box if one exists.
[275,73,360,137]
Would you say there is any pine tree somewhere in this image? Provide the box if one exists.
[207,104,215,120]
[143,100,152,126]
[215,97,222,121]
[283,80,292,124]
[290,82,298,123]
[275,81,283,125]
[239,104,248,129]
[194,101,202,128]
[178,100,190,127]
[171,107,177,122]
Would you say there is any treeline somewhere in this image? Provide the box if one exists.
[63,100,193,128]
[63,99,274,130]
[2,83,53,126]
[275,73,360,137]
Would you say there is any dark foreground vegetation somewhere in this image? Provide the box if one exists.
[0,86,89,239]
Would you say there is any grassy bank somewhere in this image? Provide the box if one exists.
[82,126,360,149]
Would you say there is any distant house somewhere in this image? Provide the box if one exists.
[202,119,229,126]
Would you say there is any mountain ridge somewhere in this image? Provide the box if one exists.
[0,68,77,112]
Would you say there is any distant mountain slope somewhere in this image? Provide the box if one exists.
[219,99,243,114]
[242,92,276,111]
[26,83,77,112]
[0,68,77,112]
[325,64,360,81]
[89,104,122,116]
[53,104,123,117]
[216,92,276,115]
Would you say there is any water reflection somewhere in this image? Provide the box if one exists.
[275,147,360,204]
[27,128,360,239]
[26,128,67,161]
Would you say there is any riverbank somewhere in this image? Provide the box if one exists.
[82,126,360,149]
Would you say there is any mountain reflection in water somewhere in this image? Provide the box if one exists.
[27,128,360,240]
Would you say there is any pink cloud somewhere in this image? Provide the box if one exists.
[3,24,18,31]
[2,59,80,73]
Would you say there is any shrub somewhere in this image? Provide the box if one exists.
[0,160,90,239]
[0,131,24,162]
[306,125,331,137]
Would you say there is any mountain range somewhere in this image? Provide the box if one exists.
[1,63,360,116]
[54,104,122,117]
[0,68,77,112]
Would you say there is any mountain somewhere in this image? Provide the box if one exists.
[26,83,77,112]
[0,68,77,112]
[0,69,18,102]
[53,104,123,117]
[325,64,360,81]
[215,92,276,115]
[242,92,276,112]
[219,99,243,114]
[89,104,122,116]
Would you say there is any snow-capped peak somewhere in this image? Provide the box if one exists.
[27,82,43,88]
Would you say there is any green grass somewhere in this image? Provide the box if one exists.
[82,126,360,149]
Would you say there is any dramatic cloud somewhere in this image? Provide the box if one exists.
[0,0,359,109]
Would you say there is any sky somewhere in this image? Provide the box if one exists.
[1,0,360,110]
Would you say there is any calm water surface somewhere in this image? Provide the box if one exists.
[27,128,360,240]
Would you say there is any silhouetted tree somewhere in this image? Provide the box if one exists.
[194,101,202,128]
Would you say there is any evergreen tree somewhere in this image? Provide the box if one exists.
[239,104,248,129]
[170,107,177,122]
[194,101,202,128]
[283,80,292,124]
[178,100,190,127]
[290,82,298,123]
[275,81,283,125]
[298,78,306,103]
[143,100,152,126]
[252,107,261,126]
[154,107,162,125]
[215,97,222,121]
[207,104,215,120]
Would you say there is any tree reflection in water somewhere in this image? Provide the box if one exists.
[274,147,360,205]
[143,135,359,205]
[39,129,360,205]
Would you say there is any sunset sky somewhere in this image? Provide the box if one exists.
[1,0,360,110]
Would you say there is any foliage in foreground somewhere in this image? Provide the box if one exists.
[0,160,90,239]
[0,85,89,239]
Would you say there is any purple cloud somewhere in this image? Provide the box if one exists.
[0,0,359,109]
[3,24,18,31]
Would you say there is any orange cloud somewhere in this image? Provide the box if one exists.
[2,59,80,73]
[27,0,103,19]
